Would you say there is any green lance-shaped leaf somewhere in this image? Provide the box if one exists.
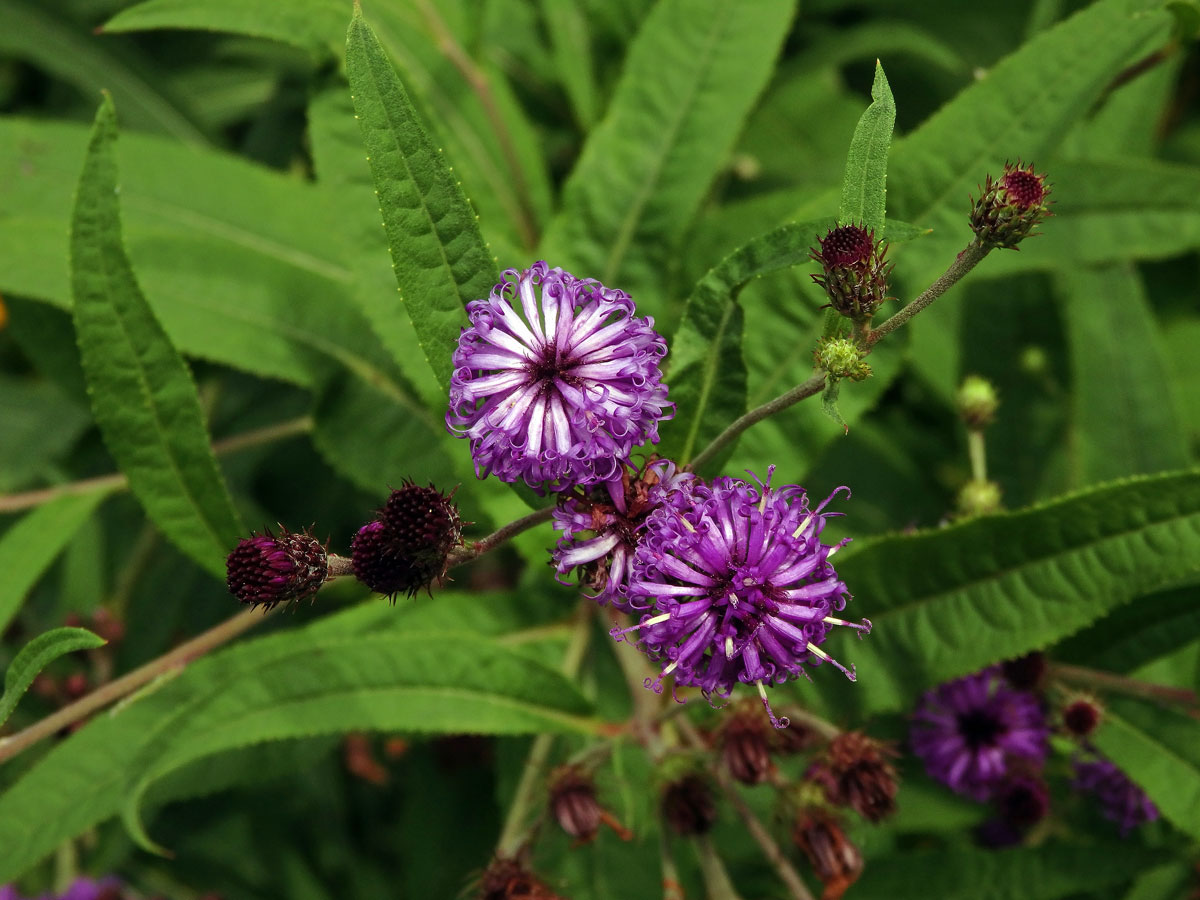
[69,97,242,577]
[119,630,598,852]
[817,469,1200,717]
[0,489,115,634]
[1059,262,1189,486]
[540,0,796,288]
[0,627,106,727]
[0,601,596,880]
[1091,698,1200,841]
[662,219,832,469]
[839,60,896,234]
[345,6,499,392]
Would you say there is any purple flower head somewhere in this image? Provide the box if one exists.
[1072,755,1159,835]
[225,528,328,610]
[447,262,673,492]
[911,667,1049,801]
[612,467,870,728]
[552,457,695,608]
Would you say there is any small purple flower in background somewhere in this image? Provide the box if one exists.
[552,457,694,608]
[613,467,869,728]
[910,667,1048,801]
[0,878,125,900]
[1072,755,1159,835]
[447,262,672,492]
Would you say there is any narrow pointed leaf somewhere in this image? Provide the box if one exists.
[541,0,797,287]
[345,8,499,391]
[839,61,896,233]
[0,627,106,726]
[69,96,243,577]
[0,489,114,633]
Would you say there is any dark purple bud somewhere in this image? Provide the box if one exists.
[226,528,328,610]
[661,773,717,836]
[995,774,1050,828]
[1001,652,1047,692]
[720,708,773,785]
[969,161,1052,249]
[815,731,900,823]
[549,767,602,842]
[792,808,863,900]
[810,224,893,323]
[478,857,563,900]
[351,482,462,600]
[1062,698,1102,738]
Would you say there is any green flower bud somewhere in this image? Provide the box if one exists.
[957,479,1003,517]
[814,337,871,382]
[956,375,999,429]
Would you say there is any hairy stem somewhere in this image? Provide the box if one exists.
[447,505,555,567]
[0,416,312,514]
[688,373,827,473]
[1051,663,1200,712]
[0,606,278,764]
[494,601,593,856]
[866,242,991,345]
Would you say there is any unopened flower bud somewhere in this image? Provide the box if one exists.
[1062,696,1103,738]
[351,481,463,600]
[549,767,602,842]
[814,337,871,382]
[1001,652,1047,692]
[792,808,863,900]
[957,375,999,429]
[719,707,774,785]
[478,856,563,900]
[970,161,1052,249]
[811,732,899,823]
[661,773,717,836]
[956,479,1002,517]
[226,528,328,610]
[810,225,893,323]
[995,773,1050,828]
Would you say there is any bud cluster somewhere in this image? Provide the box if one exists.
[810,224,894,324]
[969,161,1052,249]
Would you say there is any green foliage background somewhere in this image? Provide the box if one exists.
[1,0,1199,897]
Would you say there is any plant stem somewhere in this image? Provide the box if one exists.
[693,834,747,900]
[866,242,991,345]
[447,505,555,567]
[1050,663,1200,712]
[967,429,988,482]
[714,769,814,900]
[494,601,593,857]
[688,373,827,473]
[0,416,312,515]
[0,606,278,764]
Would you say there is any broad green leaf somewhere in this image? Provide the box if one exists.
[541,0,797,289]
[102,0,346,58]
[662,220,830,469]
[308,369,461,496]
[0,489,116,634]
[537,0,600,128]
[0,0,207,145]
[1163,317,1200,443]
[1092,698,1200,840]
[120,629,597,848]
[346,9,499,391]
[0,117,399,392]
[0,627,106,726]
[854,843,1169,900]
[70,97,243,577]
[0,600,593,880]
[1056,584,1200,673]
[839,61,896,234]
[0,377,90,492]
[1059,263,1189,485]
[819,469,1200,716]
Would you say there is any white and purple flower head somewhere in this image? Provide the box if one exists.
[552,457,695,608]
[612,467,870,728]
[910,667,1049,802]
[446,262,673,492]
